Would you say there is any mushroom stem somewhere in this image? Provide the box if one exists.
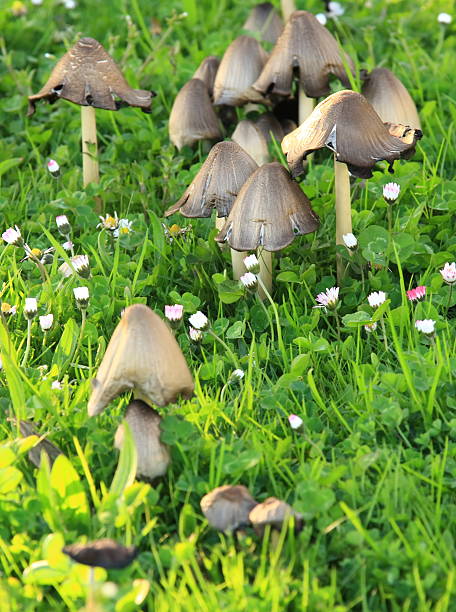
[334,157,352,283]
[298,87,315,125]
[280,0,296,20]
[258,248,273,300]
[81,106,100,210]
[232,249,247,282]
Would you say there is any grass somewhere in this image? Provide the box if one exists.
[0,0,456,610]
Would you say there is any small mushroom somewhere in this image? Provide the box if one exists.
[193,56,220,99]
[232,113,284,166]
[87,304,194,417]
[200,485,258,532]
[213,36,269,107]
[169,78,222,150]
[216,162,319,294]
[251,10,354,122]
[28,37,154,202]
[361,67,421,130]
[63,539,137,569]
[242,3,284,44]
[248,497,303,536]
[114,400,170,481]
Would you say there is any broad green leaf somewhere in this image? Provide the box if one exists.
[23,560,67,585]
[0,466,23,494]
[51,318,79,376]
[50,455,89,525]
[0,157,23,178]
[342,311,372,327]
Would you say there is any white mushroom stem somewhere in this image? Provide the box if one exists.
[232,249,247,282]
[281,0,296,20]
[257,248,273,301]
[334,157,352,282]
[298,87,315,125]
[81,106,100,188]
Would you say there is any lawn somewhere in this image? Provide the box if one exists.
[0,0,455,610]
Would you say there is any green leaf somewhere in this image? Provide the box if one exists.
[109,421,137,498]
[50,455,89,526]
[23,560,67,585]
[276,271,301,283]
[371,299,391,322]
[0,466,23,494]
[342,311,372,327]
[215,280,244,304]
[51,318,79,376]
[226,320,245,339]
[0,157,23,178]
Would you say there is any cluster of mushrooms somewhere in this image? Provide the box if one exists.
[22,0,424,562]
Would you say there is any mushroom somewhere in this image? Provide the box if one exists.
[213,36,269,107]
[251,10,354,123]
[114,400,170,481]
[242,3,284,44]
[169,78,222,150]
[361,67,421,129]
[281,90,422,279]
[193,56,220,99]
[216,161,320,295]
[248,497,303,536]
[28,37,154,201]
[63,539,137,569]
[232,112,285,166]
[200,485,258,532]
[87,304,194,417]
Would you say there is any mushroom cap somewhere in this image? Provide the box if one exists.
[28,37,154,116]
[200,485,258,531]
[114,400,170,481]
[232,113,284,166]
[361,67,421,130]
[213,36,269,106]
[165,141,258,219]
[87,304,194,416]
[169,78,222,149]
[193,56,220,99]
[215,161,320,251]
[252,10,354,100]
[281,90,422,178]
[62,539,137,569]
[242,2,284,44]
[248,497,303,531]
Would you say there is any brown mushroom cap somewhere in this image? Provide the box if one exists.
[87,304,194,417]
[62,539,137,569]
[213,36,269,106]
[193,56,220,99]
[200,485,258,531]
[114,400,170,481]
[252,10,354,100]
[243,2,284,44]
[361,67,421,130]
[165,141,258,219]
[281,90,422,179]
[215,161,320,251]
[248,497,303,533]
[169,78,222,149]
[232,113,284,166]
[28,37,153,116]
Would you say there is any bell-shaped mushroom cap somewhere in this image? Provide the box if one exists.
[12,420,63,468]
[200,485,258,531]
[361,67,421,130]
[248,497,303,534]
[165,141,258,218]
[252,10,354,100]
[243,2,283,44]
[114,400,170,481]
[87,304,194,417]
[193,56,220,98]
[28,37,153,116]
[232,113,284,166]
[169,78,222,149]
[213,36,269,106]
[281,90,423,179]
[216,162,320,251]
[62,539,137,569]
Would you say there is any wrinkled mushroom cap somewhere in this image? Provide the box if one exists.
[88,304,194,416]
[216,161,320,251]
[200,485,258,531]
[63,539,137,569]
[213,36,269,106]
[252,10,354,100]
[169,78,222,149]
[165,141,258,218]
[282,90,422,178]
[193,56,220,99]
[249,497,303,534]
[28,37,154,116]
[115,400,170,481]
[243,2,284,44]
[361,67,421,130]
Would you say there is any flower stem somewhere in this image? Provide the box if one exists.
[257,276,289,369]
[21,319,32,367]
[380,317,389,351]
[446,284,453,313]
[72,310,87,366]
[207,329,239,368]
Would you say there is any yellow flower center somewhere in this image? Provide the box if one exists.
[1,303,12,314]
[169,224,181,236]
[31,248,42,257]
